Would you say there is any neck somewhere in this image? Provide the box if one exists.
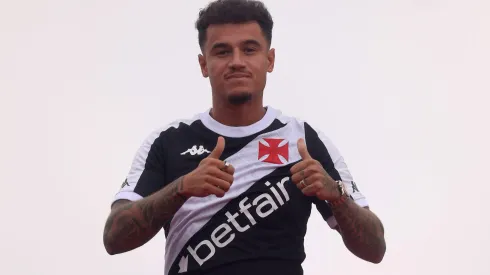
[210,100,266,127]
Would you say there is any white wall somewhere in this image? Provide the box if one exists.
[1,0,489,274]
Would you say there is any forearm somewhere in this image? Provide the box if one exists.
[331,197,386,263]
[103,176,186,255]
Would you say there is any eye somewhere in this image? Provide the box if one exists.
[244,48,257,54]
[216,50,230,56]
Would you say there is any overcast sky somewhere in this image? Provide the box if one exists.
[1,0,489,274]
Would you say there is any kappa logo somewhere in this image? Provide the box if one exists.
[177,177,291,273]
[121,179,129,188]
[181,145,210,156]
[258,138,289,164]
[351,181,360,193]
[348,181,365,201]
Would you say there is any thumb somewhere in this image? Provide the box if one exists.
[208,136,225,159]
[297,138,312,159]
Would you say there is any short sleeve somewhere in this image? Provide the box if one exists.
[304,122,369,229]
[112,129,167,206]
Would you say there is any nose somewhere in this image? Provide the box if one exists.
[228,50,246,69]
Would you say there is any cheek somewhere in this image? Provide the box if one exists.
[208,64,221,76]
[252,63,269,81]
[252,59,270,76]
[208,64,226,80]
[206,62,226,86]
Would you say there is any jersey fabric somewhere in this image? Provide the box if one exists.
[112,106,369,275]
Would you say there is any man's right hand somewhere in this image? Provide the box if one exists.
[179,136,235,198]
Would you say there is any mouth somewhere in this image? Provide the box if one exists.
[225,73,251,79]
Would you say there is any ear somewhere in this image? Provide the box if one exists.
[267,48,275,73]
[198,54,209,78]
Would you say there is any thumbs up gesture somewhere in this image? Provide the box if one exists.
[290,138,340,201]
[180,136,235,198]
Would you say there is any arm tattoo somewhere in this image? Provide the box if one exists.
[330,197,386,263]
[103,177,186,254]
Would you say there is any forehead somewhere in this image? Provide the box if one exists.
[204,21,266,49]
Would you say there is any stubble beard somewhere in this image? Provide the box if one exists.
[227,92,253,106]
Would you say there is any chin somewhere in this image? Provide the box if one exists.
[227,91,253,105]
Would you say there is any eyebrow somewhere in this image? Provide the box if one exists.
[210,39,262,51]
[242,39,262,47]
[210,43,229,51]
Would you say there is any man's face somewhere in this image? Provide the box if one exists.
[198,21,275,105]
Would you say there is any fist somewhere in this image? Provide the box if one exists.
[180,136,235,198]
[290,138,340,201]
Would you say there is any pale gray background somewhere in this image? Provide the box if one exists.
[1,0,489,274]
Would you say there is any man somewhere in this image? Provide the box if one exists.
[103,0,386,274]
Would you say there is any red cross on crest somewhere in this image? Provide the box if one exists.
[258,138,289,164]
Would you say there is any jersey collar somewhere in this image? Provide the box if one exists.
[199,106,279,138]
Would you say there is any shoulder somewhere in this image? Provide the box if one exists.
[138,112,205,150]
[274,108,339,156]
[147,111,205,139]
[274,109,330,139]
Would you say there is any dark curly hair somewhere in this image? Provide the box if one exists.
[195,0,274,49]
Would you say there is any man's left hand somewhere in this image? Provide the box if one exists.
[290,138,341,201]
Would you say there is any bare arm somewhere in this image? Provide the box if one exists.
[103,176,186,255]
[331,197,386,263]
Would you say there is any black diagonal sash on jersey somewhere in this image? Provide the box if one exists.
[164,121,306,275]
[169,164,313,275]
